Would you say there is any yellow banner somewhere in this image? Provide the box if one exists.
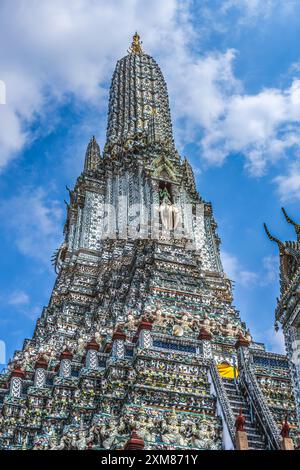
[217,363,239,379]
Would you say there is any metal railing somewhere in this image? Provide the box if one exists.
[209,360,236,444]
[238,349,281,450]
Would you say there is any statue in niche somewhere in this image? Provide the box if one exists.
[158,184,180,230]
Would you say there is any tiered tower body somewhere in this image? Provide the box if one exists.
[0,35,299,451]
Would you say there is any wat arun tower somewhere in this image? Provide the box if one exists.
[0,34,299,451]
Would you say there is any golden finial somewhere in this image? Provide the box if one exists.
[129,32,143,54]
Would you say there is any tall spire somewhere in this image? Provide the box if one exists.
[105,33,175,153]
[182,157,197,194]
[84,136,101,172]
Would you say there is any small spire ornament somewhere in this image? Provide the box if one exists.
[129,32,143,54]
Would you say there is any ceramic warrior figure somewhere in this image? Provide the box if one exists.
[161,408,186,446]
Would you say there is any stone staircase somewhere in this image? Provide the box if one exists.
[222,378,267,450]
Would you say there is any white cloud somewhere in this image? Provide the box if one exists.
[0,80,6,104]
[0,187,63,263]
[220,0,297,24]
[252,326,286,354]
[21,306,41,321]
[0,340,6,365]
[197,0,298,40]
[221,0,276,18]
[208,80,300,175]
[274,161,300,201]
[3,290,41,321]
[221,251,279,288]
[262,255,278,284]
[221,250,258,287]
[165,48,240,148]
[7,290,30,306]
[0,289,41,323]
[267,327,286,354]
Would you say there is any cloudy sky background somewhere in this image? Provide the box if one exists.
[1,0,300,365]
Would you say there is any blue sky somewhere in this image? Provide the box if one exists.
[1,0,300,365]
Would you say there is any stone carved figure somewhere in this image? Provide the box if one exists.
[50,434,71,450]
[101,421,118,449]
[161,409,186,446]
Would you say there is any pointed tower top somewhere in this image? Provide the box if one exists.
[106,33,175,152]
[84,136,101,172]
[182,158,197,194]
[282,207,300,242]
[263,223,285,255]
[128,32,143,54]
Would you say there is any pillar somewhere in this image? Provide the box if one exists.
[59,349,73,378]
[10,367,25,398]
[112,327,126,359]
[198,327,213,359]
[234,333,250,371]
[137,319,153,349]
[34,356,48,388]
[85,338,99,369]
